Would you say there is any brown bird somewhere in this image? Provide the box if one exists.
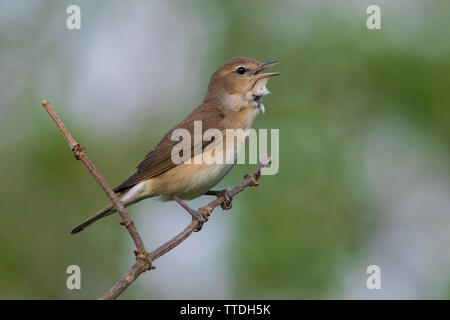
[71,57,280,234]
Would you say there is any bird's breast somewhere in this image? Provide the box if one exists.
[149,135,248,201]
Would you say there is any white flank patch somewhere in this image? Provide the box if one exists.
[121,180,150,204]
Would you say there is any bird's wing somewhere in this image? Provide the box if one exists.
[113,104,225,193]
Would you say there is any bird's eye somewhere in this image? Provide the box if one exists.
[236,67,246,75]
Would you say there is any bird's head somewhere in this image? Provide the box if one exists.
[205,57,281,112]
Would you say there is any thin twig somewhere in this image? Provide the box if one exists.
[42,100,271,300]
[41,101,151,261]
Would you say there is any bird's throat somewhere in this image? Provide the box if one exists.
[222,77,271,113]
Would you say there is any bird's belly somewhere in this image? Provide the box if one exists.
[152,162,235,201]
[150,136,247,201]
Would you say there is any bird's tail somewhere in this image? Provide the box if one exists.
[70,203,116,234]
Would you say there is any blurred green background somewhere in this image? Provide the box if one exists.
[0,0,449,299]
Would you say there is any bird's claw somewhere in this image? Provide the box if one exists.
[218,190,233,210]
[192,206,213,232]
[191,207,209,223]
[207,189,233,210]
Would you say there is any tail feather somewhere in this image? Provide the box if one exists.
[70,203,116,234]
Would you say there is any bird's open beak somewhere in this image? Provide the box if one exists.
[253,61,281,78]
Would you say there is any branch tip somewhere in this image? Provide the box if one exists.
[260,154,271,166]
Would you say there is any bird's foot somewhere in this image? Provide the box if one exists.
[206,189,233,210]
[193,205,213,232]
[191,207,210,223]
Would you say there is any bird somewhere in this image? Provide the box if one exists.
[70,56,280,234]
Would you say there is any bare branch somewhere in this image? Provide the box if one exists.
[41,101,150,258]
[42,100,270,300]
[101,157,271,300]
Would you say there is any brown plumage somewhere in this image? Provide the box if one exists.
[71,57,280,234]
[114,103,225,193]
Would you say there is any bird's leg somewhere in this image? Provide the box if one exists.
[172,195,210,228]
[205,189,233,210]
